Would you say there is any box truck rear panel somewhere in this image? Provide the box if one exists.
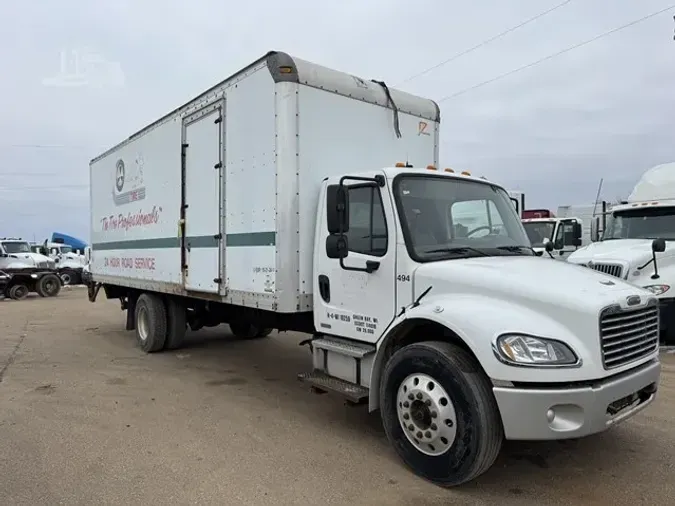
[90,51,440,313]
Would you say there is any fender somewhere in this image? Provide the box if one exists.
[367,293,583,412]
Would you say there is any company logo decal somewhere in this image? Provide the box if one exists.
[626,295,641,306]
[112,154,146,206]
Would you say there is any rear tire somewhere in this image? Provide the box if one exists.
[134,293,167,353]
[8,284,29,300]
[379,341,503,487]
[164,297,187,350]
[36,274,61,297]
[229,321,273,339]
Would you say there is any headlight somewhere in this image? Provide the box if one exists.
[642,284,670,296]
[494,334,579,367]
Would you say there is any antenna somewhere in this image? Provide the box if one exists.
[592,178,603,217]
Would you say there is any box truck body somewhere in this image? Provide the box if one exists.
[90,52,439,314]
[88,52,661,488]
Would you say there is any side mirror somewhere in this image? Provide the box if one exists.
[326,234,349,259]
[545,241,554,253]
[652,238,666,253]
[590,217,599,242]
[571,222,582,247]
[326,184,349,234]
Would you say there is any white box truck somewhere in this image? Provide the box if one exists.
[88,51,661,487]
[568,162,675,344]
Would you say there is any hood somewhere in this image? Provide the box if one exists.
[567,239,675,267]
[4,252,54,268]
[414,255,647,315]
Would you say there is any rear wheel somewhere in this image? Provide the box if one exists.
[135,293,167,353]
[36,274,61,297]
[8,284,29,300]
[229,321,273,339]
[380,341,503,487]
[164,297,187,350]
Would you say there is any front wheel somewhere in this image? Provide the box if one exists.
[60,268,81,286]
[380,341,503,487]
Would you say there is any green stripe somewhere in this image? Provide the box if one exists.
[92,232,276,251]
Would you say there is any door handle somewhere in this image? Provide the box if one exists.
[318,275,330,303]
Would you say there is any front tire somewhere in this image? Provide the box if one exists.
[134,293,167,353]
[60,268,81,286]
[380,341,503,487]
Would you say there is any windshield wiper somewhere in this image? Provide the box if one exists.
[495,245,538,256]
[424,246,491,257]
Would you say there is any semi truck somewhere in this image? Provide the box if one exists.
[568,162,675,344]
[0,237,62,299]
[87,51,661,487]
[520,209,584,259]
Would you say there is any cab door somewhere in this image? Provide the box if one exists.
[313,177,397,343]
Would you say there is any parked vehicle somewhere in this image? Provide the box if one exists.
[0,238,62,298]
[568,162,675,344]
[86,51,661,487]
[41,241,87,285]
[520,209,584,259]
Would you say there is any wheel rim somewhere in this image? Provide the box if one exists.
[61,273,71,285]
[396,373,458,456]
[137,306,149,342]
[44,279,57,295]
[14,286,27,299]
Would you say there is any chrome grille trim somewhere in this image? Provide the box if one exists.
[600,299,659,370]
[589,263,623,279]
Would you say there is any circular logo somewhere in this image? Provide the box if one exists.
[115,159,125,192]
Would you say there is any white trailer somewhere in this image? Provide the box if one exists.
[89,51,661,487]
[568,162,675,344]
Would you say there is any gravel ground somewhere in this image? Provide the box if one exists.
[1,288,673,505]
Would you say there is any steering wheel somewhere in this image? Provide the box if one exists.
[466,226,492,237]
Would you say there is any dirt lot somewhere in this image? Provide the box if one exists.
[1,289,674,505]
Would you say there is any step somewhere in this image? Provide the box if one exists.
[312,336,375,358]
[297,371,369,404]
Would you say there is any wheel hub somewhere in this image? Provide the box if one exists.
[137,307,149,342]
[396,373,458,456]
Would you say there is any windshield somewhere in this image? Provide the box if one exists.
[2,241,31,254]
[394,175,532,261]
[60,246,73,254]
[604,207,675,241]
[523,221,555,247]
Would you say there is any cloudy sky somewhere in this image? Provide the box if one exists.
[1,0,674,242]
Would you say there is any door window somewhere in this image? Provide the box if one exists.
[346,185,388,257]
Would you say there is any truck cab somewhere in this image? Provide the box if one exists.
[307,164,659,485]
[0,238,55,270]
[39,241,87,285]
[567,162,675,343]
[521,211,583,259]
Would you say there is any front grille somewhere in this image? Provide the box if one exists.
[589,263,623,279]
[600,301,659,369]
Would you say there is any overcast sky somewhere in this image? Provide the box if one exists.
[0,0,673,242]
